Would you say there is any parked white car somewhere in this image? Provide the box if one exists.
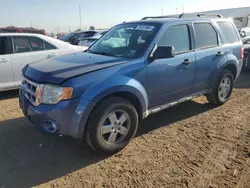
[0,33,87,91]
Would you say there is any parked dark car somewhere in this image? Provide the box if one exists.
[78,30,107,47]
[59,30,107,45]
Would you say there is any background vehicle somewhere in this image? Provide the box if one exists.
[59,30,107,45]
[58,31,82,44]
[0,27,46,35]
[233,15,250,44]
[19,16,243,154]
[0,33,87,91]
[243,44,250,70]
[78,30,107,47]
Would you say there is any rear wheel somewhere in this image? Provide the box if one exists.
[206,70,234,105]
[85,97,139,154]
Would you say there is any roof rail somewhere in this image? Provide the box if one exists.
[141,13,223,20]
[179,13,223,18]
[141,16,173,20]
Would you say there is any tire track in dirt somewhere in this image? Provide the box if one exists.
[1,87,250,187]
[35,88,250,188]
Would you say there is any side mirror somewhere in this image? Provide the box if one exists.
[240,31,246,38]
[153,46,175,60]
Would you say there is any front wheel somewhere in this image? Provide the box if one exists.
[206,70,234,105]
[85,97,139,154]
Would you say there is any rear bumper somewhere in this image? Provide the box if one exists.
[19,90,94,139]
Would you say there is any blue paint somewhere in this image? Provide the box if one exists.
[19,18,243,139]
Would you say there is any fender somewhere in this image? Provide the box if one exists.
[75,75,149,135]
[83,75,148,112]
[209,57,238,89]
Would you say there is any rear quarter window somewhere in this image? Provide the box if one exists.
[217,21,240,44]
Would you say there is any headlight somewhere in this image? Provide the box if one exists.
[36,84,73,105]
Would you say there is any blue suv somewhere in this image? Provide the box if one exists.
[19,16,244,154]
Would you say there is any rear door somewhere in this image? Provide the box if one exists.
[192,22,227,92]
[11,36,59,86]
[216,21,242,62]
[0,36,15,91]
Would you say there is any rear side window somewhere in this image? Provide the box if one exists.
[0,37,12,55]
[44,41,56,50]
[29,37,44,51]
[217,21,239,44]
[158,24,190,53]
[194,23,218,49]
[13,36,45,53]
[13,37,31,53]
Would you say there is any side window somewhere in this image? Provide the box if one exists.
[157,24,190,53]
[13,37,31,53]
[0,37,12,55]
[29,37,44,51]
[44,41,56,50]
[217,21,239,44]
[194,23,218,49]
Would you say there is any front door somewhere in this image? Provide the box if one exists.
[147,24,196,108]
[0,36,15,91]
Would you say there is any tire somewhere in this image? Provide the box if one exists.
[85,97,139,154]
[206,70,234,105]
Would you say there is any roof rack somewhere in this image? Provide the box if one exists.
[141,13,223,20]
[178,13,223,18]
[141,16,174,20]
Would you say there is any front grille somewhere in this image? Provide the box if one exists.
[21,76,38,106]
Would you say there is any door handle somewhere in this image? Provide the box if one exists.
[182,59,192,65]
[0,59,9,64]
[216,51,224,56]
[47,53,58,58]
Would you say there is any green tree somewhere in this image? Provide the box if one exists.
[89,26,95,30]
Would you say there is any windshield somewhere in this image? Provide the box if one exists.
[59,33,77,41]
[88,23,160,58]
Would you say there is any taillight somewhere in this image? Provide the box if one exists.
[240,47,244,60]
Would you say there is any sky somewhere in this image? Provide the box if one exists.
[1,0,250,33]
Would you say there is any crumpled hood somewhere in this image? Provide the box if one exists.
[23,52,126,84]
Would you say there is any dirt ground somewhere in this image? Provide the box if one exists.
[0,72,250,188]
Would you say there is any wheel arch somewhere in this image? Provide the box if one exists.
[78,79,149,137]
[223,63,237,80]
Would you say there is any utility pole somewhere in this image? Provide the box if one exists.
[182,4,185,13]
[176,8,178,14]
[79,5,82,30]
[161,8,163,16]
[30,20,33,27]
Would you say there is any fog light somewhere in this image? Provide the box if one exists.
[43,121,59,133]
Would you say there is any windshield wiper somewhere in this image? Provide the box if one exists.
[87,49,115,57]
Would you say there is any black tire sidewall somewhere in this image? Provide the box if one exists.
[86,98,138,154]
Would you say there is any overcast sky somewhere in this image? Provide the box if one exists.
[1,0,250,33]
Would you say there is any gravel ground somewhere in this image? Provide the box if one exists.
[0,71,250,188]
